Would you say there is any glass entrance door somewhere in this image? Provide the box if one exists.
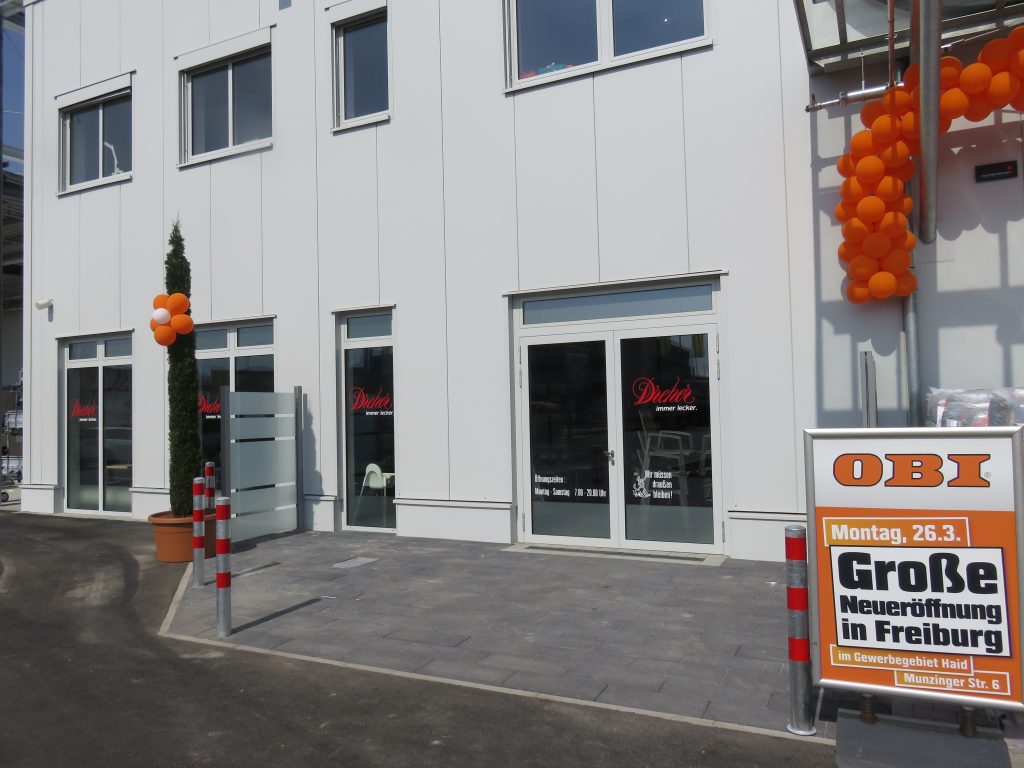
[522,325,720,552]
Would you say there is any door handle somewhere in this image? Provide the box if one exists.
[604,449,615,464]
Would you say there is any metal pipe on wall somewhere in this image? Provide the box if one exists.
[917,0,941,245]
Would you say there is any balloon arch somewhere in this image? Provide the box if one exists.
[835,26,1024,303]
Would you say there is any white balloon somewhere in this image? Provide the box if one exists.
[152,307,171,325]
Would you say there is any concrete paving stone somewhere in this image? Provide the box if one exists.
[661,676,773,709]
[417,659,515,686]
[394,641,490,665]
[385,625,472,648]
[567,663,666,692]
[215,629,292,651]
[341,642,435,673]
[273,635,369,660]
[721,666,790,694]
[503,670,609,701]
[627,657,729,685]
[734,642,790,664]
[701,700,790,732]
[478,653,570,676]
[596,685,710,718]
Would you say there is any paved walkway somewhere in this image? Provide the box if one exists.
[165,531,965,740]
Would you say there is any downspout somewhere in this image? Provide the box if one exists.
[905,0,940,427]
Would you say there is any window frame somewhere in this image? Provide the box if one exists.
[328,0,392,132]
[338,310,397,532]
[58,89,133,195]
[179,46,274,166]
[504,0,713,91]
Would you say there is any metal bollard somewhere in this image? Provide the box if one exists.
[786,525,817,736]
[204,462,216,512]
[191,477,205,589]
[215,496,232,638]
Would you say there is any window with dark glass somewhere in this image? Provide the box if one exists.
[63,93,132,190]
[335,13,389,124]
[513,0,706,82]
[187,50,271,159]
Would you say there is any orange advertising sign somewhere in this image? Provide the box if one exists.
[805,429,1024,710]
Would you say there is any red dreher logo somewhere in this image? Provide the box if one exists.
[70,399,97,418]
[632,377,696,406]
[351,387,392,411]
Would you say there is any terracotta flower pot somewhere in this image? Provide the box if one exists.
[148,510,216,564]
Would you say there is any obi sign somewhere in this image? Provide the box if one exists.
[804,428,1024,710]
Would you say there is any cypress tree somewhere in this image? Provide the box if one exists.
[165,221,201,516]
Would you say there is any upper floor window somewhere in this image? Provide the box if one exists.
[331,1,390,129]
[510,0,707,86]
[181,48,272,162]
[60,91,132,192]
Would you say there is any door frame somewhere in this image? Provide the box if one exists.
[515,312,725,554]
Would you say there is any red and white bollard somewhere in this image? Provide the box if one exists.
[216,496,232,638]
[786,525,816,735]
[191,477,205,589]
[204,462,215,512]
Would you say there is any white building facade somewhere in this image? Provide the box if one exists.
[20,0,1024,561]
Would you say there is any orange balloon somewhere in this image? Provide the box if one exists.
[862,232,892,260]
[887,195,913,216]
[838,241,862,263]
[980,38,1013,74]
[961,62,993,95]
[850,130,877,159]
[940,56,964,89]
[882,87,912,116]
[840,177,871,203]
[893,230,917,251]
[881,248,912,274]
[903,138,921,157]
[855,155,886,185]
[856,195,887,224]
[846,280,872,305]
[874,175,904,203]
[1008,25,1024,52]
[154,325,177,346]
[149,318,159,331]
[843,218,872,244]
[939,87,970,121]
[903,63,920,90]
[1011,48,1024,80]
[894,271,918,297]
[900,110,919,140]
[939,116,953,135]
[879,140,910,169]
[166,292,190,315]
[1011,86,1024,112]
[848,255,880,282]
[836,153,857,178]
[835,201,857,223]
[964,92,993,122]
[878,211,908,238]
[871,114,902,146]
[170,314,195,334]
[894,160,917,183]
[987,71,1021,109]
[860,100,887,130]
[868,271,897,300]
[153,293,169,309]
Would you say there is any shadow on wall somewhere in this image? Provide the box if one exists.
[809,61,1024,429]
[301,391,325,531]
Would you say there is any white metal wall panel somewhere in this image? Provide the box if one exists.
[594,59,688,282]
[43,0,81,96]
[437,0,517,502]
[514,78,600,289]
[78,188,121,333]
[261,0,324,501]
[377,0,450,500]
[209,0,261,45]
[210,155,264,321]
[79,0,121,87]
[682,0,798,514]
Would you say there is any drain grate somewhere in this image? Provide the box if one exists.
[332,557,378,569]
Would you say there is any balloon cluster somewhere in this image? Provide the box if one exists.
[835,26,1024,303]
[150,293,195,346]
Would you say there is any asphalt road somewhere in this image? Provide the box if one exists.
[0,511,835,767]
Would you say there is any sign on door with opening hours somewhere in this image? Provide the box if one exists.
[804,427,1024,710]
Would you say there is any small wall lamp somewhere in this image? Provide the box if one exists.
[34,298,54,310]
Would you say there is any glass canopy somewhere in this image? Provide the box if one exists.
[795,1,1024,71]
